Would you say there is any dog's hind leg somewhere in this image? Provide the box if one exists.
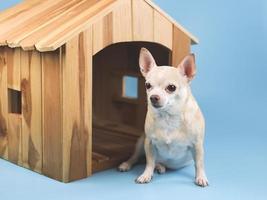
[118,134,145,172]
[155,163,166,174]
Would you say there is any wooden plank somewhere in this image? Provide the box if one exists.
[19,0,99,51]
[132,0,154,42]
[42,50,63,181]
[112,0,132,43]
[93,13,113,55]
[0,0,63,45]
[62,28,92,182]
[0,0,198,51]
[7,114,22,165]
[154,10,173,50]
[36,0,120,52]
[92,128,136,173]
[144,0,199,44]
[7,48,21,90]
[0,0,43,23]
[5,47,22,165]
[0,47,8,159]
[93,118,144,137]
[4,0,87,48]
[31,0,119,52]
[85,29,93,178]
[172,26,191,67]
[21,50,42,172]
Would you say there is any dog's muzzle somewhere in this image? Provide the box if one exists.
[150,95,162,108]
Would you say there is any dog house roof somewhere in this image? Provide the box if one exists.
[0,0,198,52]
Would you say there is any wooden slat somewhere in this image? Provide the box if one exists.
[0,0,43,23]
[36,0,119,52]
[7,48,21,90]
[172,26,191,67]
[92,128,136,172]
[0,0,63,46]
[19,0,99,51]
[0,0,198,52]
[42,50,63,181]
[112,0,132,43]
[93,118,144,137]
[6,47,22,165]
[21,50,42,172]
[62,28,92,182]
[7,114,22,165]
[144,0,199,44]
[4,0,86,48]
[29,0,119,52]
[93,13,113,55]
[154,10,173,49]
[132,0,154,42]
[85,29,93,178]
[0,47,8,159]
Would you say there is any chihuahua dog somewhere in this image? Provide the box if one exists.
[118,48,208,187]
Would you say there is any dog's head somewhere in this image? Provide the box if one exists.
[139,48,196,112]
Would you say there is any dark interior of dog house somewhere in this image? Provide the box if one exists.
[92,42,171,172]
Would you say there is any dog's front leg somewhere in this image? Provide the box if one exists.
[193,141,209,187]
[135,137,155,184]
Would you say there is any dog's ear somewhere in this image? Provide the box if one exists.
[178,54,196,81]
[139,48,156,77]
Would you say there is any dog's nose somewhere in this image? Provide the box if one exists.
[150,95,160,104]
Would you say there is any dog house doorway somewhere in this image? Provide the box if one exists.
[92,42,171,172]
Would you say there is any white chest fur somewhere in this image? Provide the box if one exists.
[146,113,193,164]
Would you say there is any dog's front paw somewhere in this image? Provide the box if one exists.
[195,175,209,187]
[135,173,153,184]
[118,162,132,172]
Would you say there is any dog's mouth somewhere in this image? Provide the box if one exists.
[151,103,163,109]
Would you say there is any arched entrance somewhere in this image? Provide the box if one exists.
[92,42,171,172]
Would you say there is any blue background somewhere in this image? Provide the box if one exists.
[0,0,267,199]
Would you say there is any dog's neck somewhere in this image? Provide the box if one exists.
[150,107,180,119]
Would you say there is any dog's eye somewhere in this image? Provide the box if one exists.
[145,82,152,90]
[166,84,176,92]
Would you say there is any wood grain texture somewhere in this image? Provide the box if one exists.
[5,47,22,165]
[132,0,154,42]
[84,29,93,178]
[0,47,8,159]
[6,48,21,90]
[42,50,63,181]
[0,0,43,23]
[93,13,113,55]
[7,114,22,165]
[144,0,199,44]
[5,0,86,48]
[172,26,191,67]
[92,127,136,172]
[20,0,100,51]
[0,0,198,51]
[154,10,173,50]
[62,28,92,182]
[112,0,132,43]
[35,0,119,52]
[0,0,62,45]
[21,50,42,172]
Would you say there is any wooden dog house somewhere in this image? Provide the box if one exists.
[0,0,198,182]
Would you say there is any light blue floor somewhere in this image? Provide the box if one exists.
[1,0,267,200]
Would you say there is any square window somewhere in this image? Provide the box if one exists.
[122,76,138,99]
[8,88,21,114]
